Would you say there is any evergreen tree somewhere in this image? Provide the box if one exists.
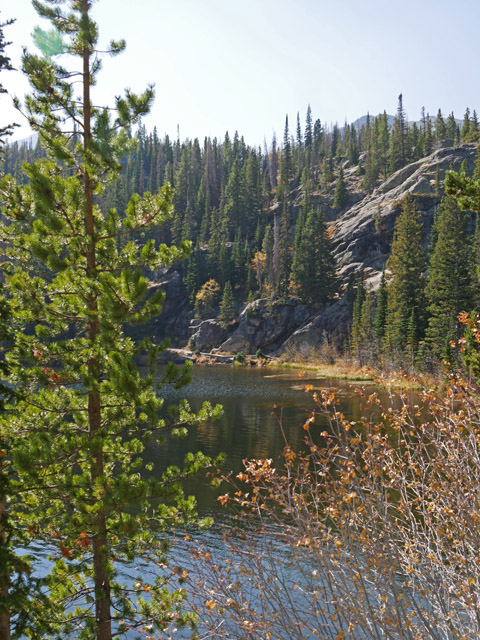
[223,156,246,238]
[426,196,474,355]
[0,3,220,638]
[184,241,203,305]
[359,288,375,361]
[276,197,291,297]
[350,279,365,359]
[363,118,378,193]
[290,208,336,304]
[262,224,275,295]
[461,107,471,141]
[219,281,235,327]
[347,123,359,166]
[0,18,58,637]
[385,195,426,354]
[446,112,458,140]
[330,124,340,159]
[389,94,407,172]
[333,166,348,209]
[374,268,388,343]
[435,108,446,141]
[280,115,292,193]
[0,14,16,150]
[471,110,479,140]
[304,104,313,150]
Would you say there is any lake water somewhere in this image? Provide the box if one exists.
[150,364,381,516]
[148,365,387,638]
[26,365,387,639]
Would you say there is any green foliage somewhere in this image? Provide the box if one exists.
[446,168,480,211]
[0,14,17,149]
[389,94,407,173]
[233,351,246,365]
[332,166,348,209]
[385,195,426,354]
[374,268,388,342]
[426,196,474,355]
[290,208,337,304]
[350,278,365,358]
[194,279,221,319]
[219,281,235,327]
[0,2,221,638]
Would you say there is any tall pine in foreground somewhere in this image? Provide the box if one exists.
[385,194,426,354]
[0,1,220,638]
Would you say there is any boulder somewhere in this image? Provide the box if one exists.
[217,298,312,354]
[276,297,350,359]
[189,320,227,351]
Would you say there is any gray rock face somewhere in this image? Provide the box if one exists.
[150,144,477,355]
[217,298,312,354]
[189,320,227,351]
[147,269,191,343]
[277,297,350,358]
[332,143,477,279]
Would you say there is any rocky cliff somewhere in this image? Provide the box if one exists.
[153,143,477,358]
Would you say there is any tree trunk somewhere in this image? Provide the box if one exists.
[0,481,11,640]
[82,2,112,638]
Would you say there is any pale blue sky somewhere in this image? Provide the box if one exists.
[2,0,479,146]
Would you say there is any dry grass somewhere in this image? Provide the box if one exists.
[272,359,375,382]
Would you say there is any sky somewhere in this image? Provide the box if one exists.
[2,0,480,147]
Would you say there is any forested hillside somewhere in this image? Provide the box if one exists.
[3,96,480,367]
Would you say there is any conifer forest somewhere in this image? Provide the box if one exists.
[3,1,480,639]
[6,80,480,367]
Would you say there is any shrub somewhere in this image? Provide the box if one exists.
[233,351,246,365]
[194,279,221,319]
[190,376,480,639]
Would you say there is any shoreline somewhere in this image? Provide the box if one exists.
[159,349,433,390]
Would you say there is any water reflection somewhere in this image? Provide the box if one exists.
[148,365,382,516]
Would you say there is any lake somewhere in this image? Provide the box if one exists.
[146,364,387,638]
[149,364,380,516]
[26,364,387,639]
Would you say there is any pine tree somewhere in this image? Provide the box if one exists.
[348,123,359,166]
[0,2,220,638]
[277,197,291,297]
[0,14,16,150]
[389,94,407,172]
[290,208,336,304]
[184,241,203,305]
[219,281,235,327]
[461,107,471,141]
[350,279,365,359]
[359,289,375,361]
[435,108,446,141]
[385,195,426,354]
[280,115,292,193]
[363,117,379,193]
[0,18,58,637]
[262,224,275,295]
[446,112,457,140]
[374,268,388,343]
[333,166,348,209]
[223,156,246,238]
[304,105,313,150]
[426,196,474,355]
